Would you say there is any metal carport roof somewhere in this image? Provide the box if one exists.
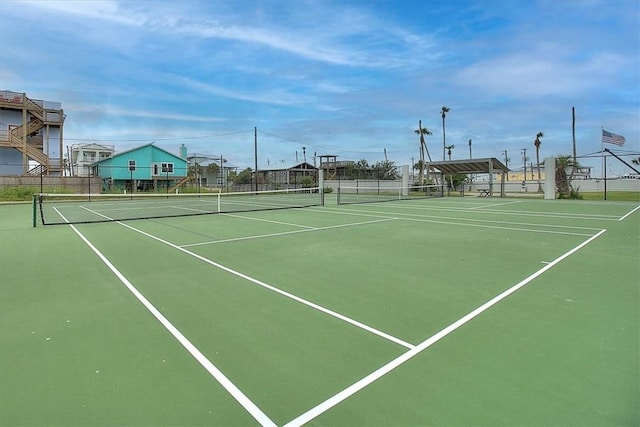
[426,157,509,197]
[426,157,509,174]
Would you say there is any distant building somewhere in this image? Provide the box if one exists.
[507,163,592,182]
[187,154,237,188]
[319,155,355,179]
[257,162,317,187]
[92,143,188,192]
[0,90,65,176]
[70,143,115,177]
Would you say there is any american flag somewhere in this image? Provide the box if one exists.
[602,129,626,146]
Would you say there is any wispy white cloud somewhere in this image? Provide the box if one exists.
[1,0,637,173]
[453,51,626,98]
[67,102,227,123]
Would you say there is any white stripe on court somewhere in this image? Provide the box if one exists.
[80,209,410,349]
[468,200,524,210]
[222,213,316,229]
[316,206,600,237]
[359,202,622,221]
[57,210,277,427]
[115,220,414,350]
[619,204,640,221]
[180,218,398,247]
[283,228,608,427]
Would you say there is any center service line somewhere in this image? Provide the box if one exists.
[283,229,607,427]
[113,219,414,349]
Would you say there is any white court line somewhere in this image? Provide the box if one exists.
[316,207,599,237]
[78,205,413,349]
[55,208,277,427]
[362,202,622,221]
[468,200,524,210]
[222,213,316,229]
[619,204,640,221]
[283,228,608,427]
[180,218,398,248]
[114,219,414,350]
[317,206,604,231]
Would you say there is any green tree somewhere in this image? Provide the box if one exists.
[207,162,220,175]
[555,155,581,198]
[445,173,468,189]
[299,175,315,188]
[415,122,432,184]
[373,160,399,180]
[354,159,369,179]
[445,144,455,160]
[534,132,544,192]
[342,162,356,179]
[231,167,253,185]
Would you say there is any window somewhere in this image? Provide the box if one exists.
[128,160,136,171]
[161,163,174,173]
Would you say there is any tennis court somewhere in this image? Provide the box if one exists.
[1,193,638,426]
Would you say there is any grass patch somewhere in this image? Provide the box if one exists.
[0,186,75,201]
[0,187,38,201]
[580,191,640,202]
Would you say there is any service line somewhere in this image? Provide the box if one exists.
[619,204,640,221]
[283,228,608,427]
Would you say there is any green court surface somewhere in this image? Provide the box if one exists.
[1,196,638,426]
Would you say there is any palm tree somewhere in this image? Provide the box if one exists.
[415,121,432,184]
[555,155,581,198]
[445,145,455,160]
[534,132,543,192]
[441,106,450,161]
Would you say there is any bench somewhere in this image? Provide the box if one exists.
[477,189,490,197]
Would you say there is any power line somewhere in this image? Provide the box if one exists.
[63,130,253,143]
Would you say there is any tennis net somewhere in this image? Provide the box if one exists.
[35,187,322,225]
[337,184,443,205]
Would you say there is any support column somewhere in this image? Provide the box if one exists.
[402,165,409,196]
[544,157,555,199]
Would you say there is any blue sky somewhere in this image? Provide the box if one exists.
[1,0,638,175]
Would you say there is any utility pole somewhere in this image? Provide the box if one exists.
[384,148,388,161]
[521,148,528,183]
[502,150,509,180]
[254,126,258,192]
[468,139,472,159]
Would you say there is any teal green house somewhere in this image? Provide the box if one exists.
[92,143,188,192]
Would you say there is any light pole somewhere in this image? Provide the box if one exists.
[502,150,510,181]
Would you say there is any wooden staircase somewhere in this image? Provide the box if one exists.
[168,175,192,192]
[0,93,63,175]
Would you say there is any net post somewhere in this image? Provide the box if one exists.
[32,193,37,227]
[217,188,221,213]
